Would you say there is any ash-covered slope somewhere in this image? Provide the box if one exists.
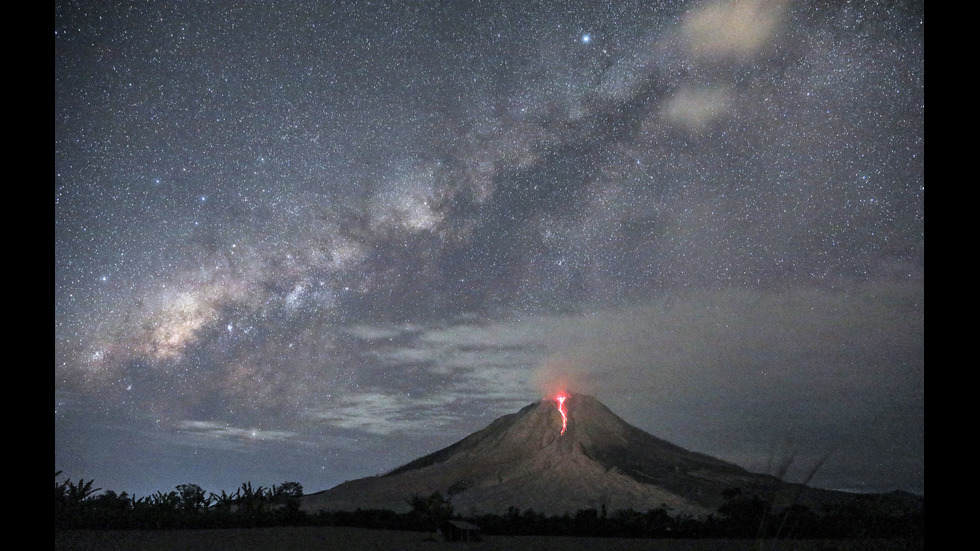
[300,394,792,516]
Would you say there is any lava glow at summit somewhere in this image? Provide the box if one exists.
[555,392,569,436]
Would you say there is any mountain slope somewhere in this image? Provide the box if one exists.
[301,394,819,516]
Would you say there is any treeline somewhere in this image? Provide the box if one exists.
[468,492,923,540]
[55,473,922,540]
[55,472,306,530]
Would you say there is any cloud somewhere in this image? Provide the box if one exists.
[681,0,787,61]
[304,391,462,436]
[174,420,300,450]
[532,355,600,399]
[661,86,732,132]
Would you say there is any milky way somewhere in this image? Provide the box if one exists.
[55,0,923,498]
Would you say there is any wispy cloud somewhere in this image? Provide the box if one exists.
[303,391,464,436]
[173,420,300,450]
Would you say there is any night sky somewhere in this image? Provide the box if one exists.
[55,0,923,500]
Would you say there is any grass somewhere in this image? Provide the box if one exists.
[55,526,922,551]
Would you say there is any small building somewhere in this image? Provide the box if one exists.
[440,520,481,542]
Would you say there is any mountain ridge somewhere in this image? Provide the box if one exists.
[299,393,889,516]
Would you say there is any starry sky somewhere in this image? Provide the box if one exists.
[55,0,923,500]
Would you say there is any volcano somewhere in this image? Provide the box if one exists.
[300,393,832,516]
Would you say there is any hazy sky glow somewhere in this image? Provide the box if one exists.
[55,0,923,500]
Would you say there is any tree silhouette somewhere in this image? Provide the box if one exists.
[55,471,103,528]
[272,481,303,499]
[55,471,101,505]
[405,491,453,531]
[209,488,239,512]
[176,483,212,513]
[269,481,305,523]
[718,487,769,537]
[237,482,263,512]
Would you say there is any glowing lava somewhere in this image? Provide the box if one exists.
[555,392,569,435]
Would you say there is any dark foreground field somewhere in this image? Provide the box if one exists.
[55,526,922,551]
